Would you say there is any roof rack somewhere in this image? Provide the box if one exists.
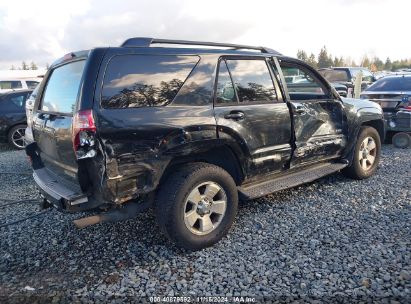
[120,37,280,54]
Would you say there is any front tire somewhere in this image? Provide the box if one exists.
[155,162,238,250]
[343,126,381,179]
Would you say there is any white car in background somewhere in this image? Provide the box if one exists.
[0,79,40,93]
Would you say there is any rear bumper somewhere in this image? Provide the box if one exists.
[34,167,103,212]
[26,142,103,212]
[384,110,411,132]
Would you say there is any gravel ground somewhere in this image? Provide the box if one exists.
[0,143,410,303]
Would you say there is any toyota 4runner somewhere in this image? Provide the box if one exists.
[26,38,385,250]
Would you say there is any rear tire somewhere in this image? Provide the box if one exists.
[343,126,381,179]
[155,162,238,250]
[8,124,26,150]
[392,132,411,149]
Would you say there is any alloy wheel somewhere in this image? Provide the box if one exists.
[358,136,377,171]
[183,181,227,236]
[11,128,26,149]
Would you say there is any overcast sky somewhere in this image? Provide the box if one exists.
[0,0,409,69]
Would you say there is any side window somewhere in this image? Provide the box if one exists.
[1,93,26,110]
[216,60,237,105]
[225,59,277,104]
[26,81,39,89]
[280,63,329,100]
[0,81,23,90]
[102,55,199,109]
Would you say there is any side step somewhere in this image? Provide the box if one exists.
[238,162,347,200]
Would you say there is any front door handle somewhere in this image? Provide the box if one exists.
[224,111,245,120]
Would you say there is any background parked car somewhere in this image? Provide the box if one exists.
[0,89,32,149]
[0,79,40,93]
[361,74,411,147]
[318,67,376,96]
[331,82,348,97]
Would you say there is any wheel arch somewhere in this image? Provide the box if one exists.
[361,119,385,143]
[160,144,245,187]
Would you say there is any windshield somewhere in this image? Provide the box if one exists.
[366,76,411,92]
[318,70,349,82]
[40,60,85,113]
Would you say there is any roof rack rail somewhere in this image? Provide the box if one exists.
[120,37,280,54]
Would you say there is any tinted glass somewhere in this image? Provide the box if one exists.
[216,60,237,104]
[281,64,328,100]
[0,92,27,111]
[26,81,39,89]
[41,60,85,113]
[0,81,22,89]
[226,59,277,103]
[102,55,199,109]
[367,77,402,91]
[318,70,349,82]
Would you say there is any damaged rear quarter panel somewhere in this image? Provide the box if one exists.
[95,107,217,203]
[91,51,219,203]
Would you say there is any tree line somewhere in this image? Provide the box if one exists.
[297,47,411,72]
[9,61,49,70]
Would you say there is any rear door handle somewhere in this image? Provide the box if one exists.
[224,111,245,120]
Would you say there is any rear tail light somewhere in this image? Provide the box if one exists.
[72,109,96,152]
[406,96,411,110]
[401,95,411,110]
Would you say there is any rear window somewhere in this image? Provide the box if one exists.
[318,70,349,82]
[366,77,411,92]
[0,81,22,89]
[101,55,199,109]
[41,60,85,113]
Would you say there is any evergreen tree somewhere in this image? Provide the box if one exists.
[372,57,384,71]
[361,55,371,68]
[384,57,392,71]
[30,62,38,70]
[307,53,318,68]
[21,61,29,70]
[296,50,308,61]
[317,46,333,68]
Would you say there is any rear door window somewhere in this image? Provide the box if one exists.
[225,59,277,104]
[101,55,199,109]
[40,60,86,114]
[215,60,237,105]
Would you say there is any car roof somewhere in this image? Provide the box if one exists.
[51,38,283,67]
[380,74,411,79]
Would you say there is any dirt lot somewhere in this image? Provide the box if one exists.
[0,144,410,302]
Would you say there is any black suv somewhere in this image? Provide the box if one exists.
[27,38,385,250]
